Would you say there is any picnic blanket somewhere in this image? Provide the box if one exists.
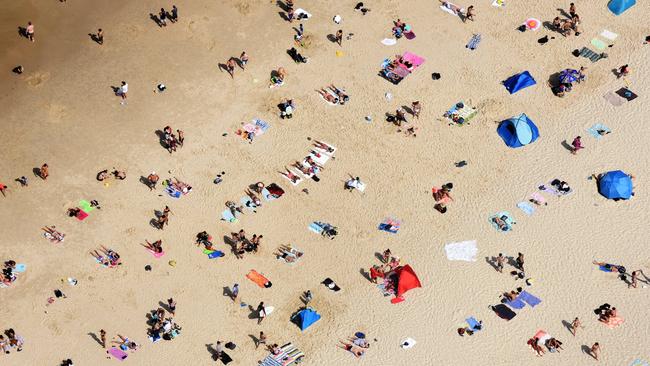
[246,270,272,288]
[444,240,478,262]
[519,291,542,307]
[492,304,516,320]
[466,34,481,50]
[578,47,604,62]
[587,123,611,139]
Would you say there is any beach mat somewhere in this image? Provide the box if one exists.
[505,297,526,310]
[208,251,225,259]
[246,270,271,288]
[444,240,478,262]
[616,87,638,101]
[587,123,611,139]
[604,91,626,106]
[630,359,649,366]
[492,304,516,320]
[79,200,95,212]
[578,47,603,62]
[108,347,128,360]
[76,210,89,221]
[600,29,618,41]
[591,38,607,50]
[466,34,481,50]
[309,222,324,234]
[221,209,238,223]
[404,31,416,40]
[323,277,341,292]
[519,291,542,307]
[517,202,535,216]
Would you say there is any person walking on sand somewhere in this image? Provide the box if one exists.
[159,8,168,26]
[240,51,249,69]
[257,331,267,349]
[335,29,343,46]
[617,64,630,79]
[411,101,421,119]
[590,342,600,361]
[118,81,128,103]
[629,270,641,288]
[26,22,35,42]
[147,172,159,190]
[167,298,176,316]
[170,6,178,23]
[257,302,266,324]
[231,283,239,302]
[100,329,107,348]
[570,317,582,336]
[496,253,506,273]
[226,58,236,78]
[40,163,49,180]
[516,252,525,272]
[0,183,7,198]
[571,136,583,155]
[569,3,577,18]
[95,29,104,45]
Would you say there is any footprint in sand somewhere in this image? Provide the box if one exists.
[235,1,252,15]
[47,103,68,123]
[25,71,50,87]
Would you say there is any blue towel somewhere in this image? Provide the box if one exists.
[166,187,181,199]
[261,188,277,201]
[505,297,526,309]
[208,251,225,259]
[587,123,611,139]
[466,34,482,50]
[517,202,534,216]
[466,317,482,331]
[309,222,323,234]
[221,209,237,223]
[254,119,270,132]
[378,223,399,233]
[518,291,542,307]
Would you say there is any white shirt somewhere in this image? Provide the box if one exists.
[120,83,128,93]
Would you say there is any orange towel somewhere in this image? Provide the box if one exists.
[246,270,270,288]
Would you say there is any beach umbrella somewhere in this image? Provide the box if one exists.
[598,170,633,200]
[559,69,579,84]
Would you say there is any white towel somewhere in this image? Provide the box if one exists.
[401,338,417,349]
[600,29,618,41]
[381,38,397,46]
[445,240,478,261]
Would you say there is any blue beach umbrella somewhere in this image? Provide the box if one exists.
[598,170,633,200]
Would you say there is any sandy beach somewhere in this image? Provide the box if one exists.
[0,0,649,365]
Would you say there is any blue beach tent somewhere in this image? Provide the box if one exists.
[598,170,633,200]
[503,71,537,94]
[497,114,539,148]
[293,308,321,331]
[608,0,636,15]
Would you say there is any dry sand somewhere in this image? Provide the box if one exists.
[0,0,649,365]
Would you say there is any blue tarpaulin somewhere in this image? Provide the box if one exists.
[503,71,537,94]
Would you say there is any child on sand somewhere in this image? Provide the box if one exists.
[571,136,583,154]
[40,163,49,180]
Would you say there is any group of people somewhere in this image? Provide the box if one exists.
[161,126,184,154]
[551,3,581,37]
[224,51,249,78]
[316,84,350,105]
[152,5,179,27]
[2,261,19,286]
[97,169,126,181]
[230,230,263,259]
[369,249,401,285]
[90,245,121,268]
[148,299,181,342]
[0,328,24,354]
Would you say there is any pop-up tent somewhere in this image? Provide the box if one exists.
[387,265,422,304]
[292,308,321,331]
[497,114,539,148]
[503,71,537,94]
[598,170,633,200]
[608,0,636,15]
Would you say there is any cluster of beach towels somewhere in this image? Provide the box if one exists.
[260,343,305,366]
[492,290,543,321]
[280,141,337,186]
[221,183,285,223]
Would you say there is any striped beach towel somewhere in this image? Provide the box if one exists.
[466,34,481,50]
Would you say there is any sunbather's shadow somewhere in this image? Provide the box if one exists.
[278,11,289,21]
[149,13,163,27]
[359,268,371,282]
[401,105,414,116]
[561,140,574,152]
[149,218,160,229]
[374,252,384,262]
[88,33,100,44]
[326,34,337,43]
[506,256,517,268]
[217,63,228,73]
[32,167,41,178]
[87,332,103,346]
[581,344,592,356]
[485,256,499,271]
[248,334,259,347]
[17,27,27,38]
[547,72,561,88]
[561,320,573,334]
[110,85,120,95]
[541,21,555,31]
[556,8,571,19]
[154,130,169,149]
[205,343,219,361]
[158,300,172,313]
[232,57,244,69]
[611,68,621,78]
[154,210,163,218]
[139,175,151,188]
[247,305,259,319]
[276,0,289,12]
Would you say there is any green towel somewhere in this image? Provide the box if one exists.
[79,200,94,212]
[591,38,606,50]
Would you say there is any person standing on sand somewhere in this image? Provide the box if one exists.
[571,136,583,155]
[570,317,581,336]
[159,8,168,26]
[226,58,236,78]
[0,183,7,197]
[257,302,266,324]
[617,64,630,79]
[96,29,104,45]
[516,252,525,272]
[170,6,178,23]
[147,172,159,190]
[26,22,35,42]
[167,298,176,316]
[231,283,239,302]
[100,329,107,348]
[411,101,421,119]
[335,29,343,46]
[40,163,49,180]
[257,331,267,349]
[496,253,506,273]
[240,51,249,69]
[118,81,128,103]
[569,3,577,18]
[590,342,600,361]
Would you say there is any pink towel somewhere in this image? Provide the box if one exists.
[402,52,425,67]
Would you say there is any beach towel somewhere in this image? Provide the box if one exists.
[444,101,477,124]
[488,212,515,232]
[630,359,650,366]
[540,181,573,196]
[603,91,626,106]
[600,29,618,41]
[492,0,505,7]
[519,291,542,307]
[616,87,638,101]
[505,297,526,310]
[404,31,416,40]
[246,270,272,288]
[466,317,482,331]
[603,315,624,328]
[578,47,604,62]
[492,304,516,320]
[440,2,464,16]
[402,52,425,67]
[294,8,311,19]
[530,192,547,205]
[281,170,303,186]
[517,202,535,216]
[108,347,128,360]
[165,186,182,199]
[221,209,238,223]
[147,249,165,258]
[15,263,26,273]
[379,217,400,233]
[208,251,224,259]
[240,196,259,211]
[309,151,330,165]
[381,38,397,46]
[466,34,481,50]
[76,210,89,221]
[587,123,611,139]
[323,277,341,292]
[79,200,95,212]
[313,141,337,156]
[591,38,607,50]
[444,240,478,262]
[309,222,324,234]
[401,338,416,349]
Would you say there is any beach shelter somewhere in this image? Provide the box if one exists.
[497,114,539,148]
[293,308,321,331]
[391,265,422,303]
[608,0,636,15]
[598,170,633,200]
[503,71,537,94]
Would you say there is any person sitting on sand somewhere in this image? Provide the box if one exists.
[67,207,81,217]
[492,216,508,231]
[570,136,583,155]
[339,341,365,357]
[345,177,362,191]
[40,163,49,180]
[552,17,561,30]
[145,240,163,254]
[546,338,564,352]
[112,170,126,180]
[147,172,159,191]
[550,179,571,193]
[97,169,109,181]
